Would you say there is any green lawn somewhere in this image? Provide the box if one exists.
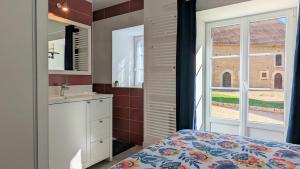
[212,93,284,109]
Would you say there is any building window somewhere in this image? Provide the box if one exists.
[275,54,283,67]
[260,71,269,80]
[222,72,232,87]
[274,73,283,89]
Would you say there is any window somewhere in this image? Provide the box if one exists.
[134,36,144,87]
[260,71,269,80]
[275,54,283,67]
[222,72,232,87]
[206,11,293,128]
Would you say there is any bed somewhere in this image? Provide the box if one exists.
[110,130,300,169]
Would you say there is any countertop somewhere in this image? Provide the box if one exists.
[49,93,113,105]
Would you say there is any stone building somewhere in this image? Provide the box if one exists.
[211,18,286,89]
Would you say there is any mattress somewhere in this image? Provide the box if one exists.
[110,130,300,169]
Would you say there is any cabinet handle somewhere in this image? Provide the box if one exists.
[99,100,103,102]
[87,101,91,104]
[99,140,103,144]
[99,120,103,123]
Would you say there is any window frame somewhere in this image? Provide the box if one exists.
[205,9,296,137]
[133,35,144,87]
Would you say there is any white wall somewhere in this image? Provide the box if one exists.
[0,0,48,168]
[197,0,251,11]
[48,39,65,70]
[93,10,144,84]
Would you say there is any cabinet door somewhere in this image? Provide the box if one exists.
[90,138,110,163]
[49,102,87,169]
[91,118,109,142]
[88,99,109,120]
[86,98,112,166]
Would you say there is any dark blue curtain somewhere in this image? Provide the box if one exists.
[287,7,300,144]
[176,0,197,130]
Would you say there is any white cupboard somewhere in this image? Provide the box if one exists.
[49,96,112,169]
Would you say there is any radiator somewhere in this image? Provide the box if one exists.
[144,0,177,146]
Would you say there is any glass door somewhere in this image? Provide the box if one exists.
[210,24,241,121]
[248,18,286,125]
[206,9,296,141]
[206,19,242,135]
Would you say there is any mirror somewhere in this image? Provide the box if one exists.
[112,25,144,88]
[48,15,91,75]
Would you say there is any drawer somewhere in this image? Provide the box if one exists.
[91,118,108,142]
[89,99,109,120]
[91,138,110,163]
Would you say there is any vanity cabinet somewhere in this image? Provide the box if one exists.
[49,97,112,169]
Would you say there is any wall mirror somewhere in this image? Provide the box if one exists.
[112,25,144,88]
[48,14,91,75]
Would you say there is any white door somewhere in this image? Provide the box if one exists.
[49,102,87,169]
[205,9,297,142]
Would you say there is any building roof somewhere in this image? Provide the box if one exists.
[212,18,286,46]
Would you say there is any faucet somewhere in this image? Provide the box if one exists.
[60,83,70,97]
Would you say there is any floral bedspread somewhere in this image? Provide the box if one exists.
[111,130,300,169]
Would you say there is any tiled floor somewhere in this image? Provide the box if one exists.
[88,146,142,169]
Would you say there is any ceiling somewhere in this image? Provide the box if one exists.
[196,0,252,11]
[92,0,129,11]
[91,0,253,12]
[48,20,67,35]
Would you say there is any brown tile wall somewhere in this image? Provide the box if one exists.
[93,84,144,145]
[48,0,93,86]
[93,0,144,21]
[49,74,93,86]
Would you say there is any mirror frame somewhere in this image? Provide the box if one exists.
[48,14,92,75]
